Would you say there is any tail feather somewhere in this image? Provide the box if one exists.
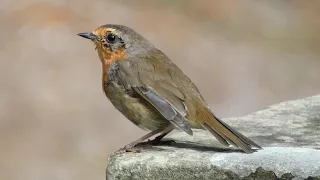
[202,114,262,153]
[203,123,229,146]
[213,115,262,149]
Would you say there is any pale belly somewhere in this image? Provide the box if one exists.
[104,82,170,131]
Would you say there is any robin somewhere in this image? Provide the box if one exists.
[78,24,262,153]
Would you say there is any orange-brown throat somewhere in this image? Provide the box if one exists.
[96,43,126,71]
[95,43,126,88]
[92,27,126,83]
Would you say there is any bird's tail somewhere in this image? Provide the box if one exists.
[200,108,262,153]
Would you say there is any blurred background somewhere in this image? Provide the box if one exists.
[0,0,320,179]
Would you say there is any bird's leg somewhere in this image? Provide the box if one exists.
[148,125,175,145]
[121,129,163,152]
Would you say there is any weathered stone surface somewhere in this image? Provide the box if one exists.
[106,95,320,180]
[211,147,320,178]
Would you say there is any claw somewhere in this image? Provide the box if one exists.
[124,144,141,153]
[115,144,141,153]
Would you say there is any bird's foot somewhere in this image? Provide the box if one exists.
[116,144,141,153]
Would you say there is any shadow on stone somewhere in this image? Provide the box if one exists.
[136,139,246,153]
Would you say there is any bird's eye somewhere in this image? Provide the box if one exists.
[106,33,117,43]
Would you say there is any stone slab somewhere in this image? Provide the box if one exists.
[106,95,320,180]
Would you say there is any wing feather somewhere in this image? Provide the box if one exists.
[113,59,193,135]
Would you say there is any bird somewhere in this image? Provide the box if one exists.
[77,24,262,153]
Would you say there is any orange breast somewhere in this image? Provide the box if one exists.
[95,44,126,87]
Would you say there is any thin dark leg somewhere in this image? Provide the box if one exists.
[123,128,163,151]
[148,126,174,145]
[119,125,175,152]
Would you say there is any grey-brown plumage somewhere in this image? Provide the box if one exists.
[78,24,262,153]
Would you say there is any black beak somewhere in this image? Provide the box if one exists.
[77,32,96,40]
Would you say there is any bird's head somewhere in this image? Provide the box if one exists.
[77,24,153,65]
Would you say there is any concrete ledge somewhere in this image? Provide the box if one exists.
[106,95,320,180]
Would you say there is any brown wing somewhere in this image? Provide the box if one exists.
[112,52,261,153]
[113,58,193,135]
